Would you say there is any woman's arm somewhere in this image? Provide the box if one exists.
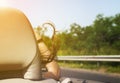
[43,60,61,80]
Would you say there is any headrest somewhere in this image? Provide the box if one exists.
[0,8,37,71]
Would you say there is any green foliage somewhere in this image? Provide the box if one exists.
[58,61,120,74]
[57,14,120,55]
[34,13,120,55]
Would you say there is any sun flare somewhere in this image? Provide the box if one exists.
[0,1,8,7]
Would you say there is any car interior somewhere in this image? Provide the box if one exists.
[0,7,58,83]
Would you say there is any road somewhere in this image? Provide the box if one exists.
[61,68,120,83]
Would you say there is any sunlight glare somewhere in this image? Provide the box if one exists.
[0,0,8,7]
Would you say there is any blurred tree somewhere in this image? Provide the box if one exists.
[34,13,120,55]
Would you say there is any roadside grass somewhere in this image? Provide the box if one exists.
[107,65,120,73]
[58,61,120,74]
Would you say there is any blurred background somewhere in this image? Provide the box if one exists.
[0,0,120,76]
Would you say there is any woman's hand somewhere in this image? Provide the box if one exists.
[43,60,61,80]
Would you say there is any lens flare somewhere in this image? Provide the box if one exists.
[0,1,8,7]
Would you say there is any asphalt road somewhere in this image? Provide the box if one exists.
[61,68,120,83]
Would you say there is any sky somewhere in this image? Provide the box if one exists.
[0,0,120,31]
